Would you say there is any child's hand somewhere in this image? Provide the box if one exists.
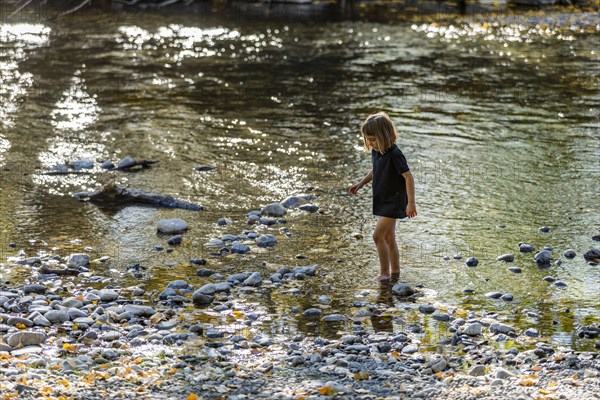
[406,202,417,218]
[349,183,362,195]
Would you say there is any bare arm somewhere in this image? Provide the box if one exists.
[402,171,417,217]
[349,169,372,195]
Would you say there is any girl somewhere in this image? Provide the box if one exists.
[349,112,417,281]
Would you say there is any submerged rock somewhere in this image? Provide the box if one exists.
[519,243,535,253]
[261,203,286,217]
[157,218,188,234]
[392,283,415,297]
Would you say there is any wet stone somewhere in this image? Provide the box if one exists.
[167,235,182,245]
[563,249,576,259]
[525,328,539,337]
[99,289,119,302]
[303,308,322,317]
[45,310,69,324]
[7,317,34,327]
[418,304,436,314]
[501,294,513,302]
[22,284,46,295]
[157,218,188,234]
[392,283,415,297]
[322,314,347,322]
[519,243,535,253]
[465,257,479,267]
[497,254,514,262]
[486,292,503,299]
[490,323,516,335]
[508,267,522,273]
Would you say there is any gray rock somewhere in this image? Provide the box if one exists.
[490,323,516,335]
[538,226,550,233]
[123,304,155,317]
[166,280,191,290]
[281,195,315,208]
[231,242,250,254]
[289,356,304,367]
[66,253,89,268]
[70,159,94,170]
[469,365,486,376]
[67,308,88,319]
[261,203,286,217]
[432,313,450,322]
[44,310,70,323]
[401,344,418,354]
[243,272,262,286]
[62,297,84,308]
[430,358,447,373]
[519,243,535,253]
[103,331,121,342]
[299,204,319,213]
[392,283,415,297]
[214,282,232,292]
[256,234,278,247]
[292,266,317,275]
[195,284,216,295]
[7,317,34,327]
[205,329,224,339]
[583,248,600,263]
[495,367,515,379]
[303,308,322,317]
[525,328,539,337]
[99,289,119,302]
[534,250,552,266]
[192,291,213,305]
[418,304,436,314]
[117,156,136,169]
[554,281,567,288]
[217,217,232,226]
[508,267,522,273]
[100,160,114,169]
[465,257,478,267]
[317,295,331,305]
[22,284,46,295]
[497,254,515,262]
[485,292,503,299]
[228,273,250,283]
[157,218,188,234]
[167,235,182,245]
[322,314,347,322]
[563,249,576,259]
[501,294,513,302]
[6,331,47,347]
[543,276,556,282]
[463,323,482,336]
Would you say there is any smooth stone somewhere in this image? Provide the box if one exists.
[67,308,88,319]
[100,160,114,169]
[123,304,155,317]
[465,257,478,267]
[463,323,482,336]
[167,235,182,245]
[292,266,317,275]
[117,156,135,168]
[431,358,447,373]
[195,268,214,277]
[534,250,552,265]
[243,272,262,286]
[508,267,522,273]
[157,218,188,234]
[401,344,418,354]
[217,217,232,226]
[281,195,315,208]
[66,253,89,268]
[554,281,567,288]
[322,314,347,322]
[525,328,539,337]
[70,159,94,170]
[299,204,319,213]
[469,365,486,376]
[103,331,121,342]
[432,313,450,322]
[22,284,46,295]
[156,320,178,330]
[195,165,216,171]
[11,345,43,356]
[418,304,436,314]
[99,289,119,302]
[485,292,503,299]
[213,282,232,292]
[583,248,600,262]
[490,323,516,335]
[543,276,556,282]
[303,308,322,317]
[495,367,515,379]
[261,203,286,217]
[62,297,84,308]
[166,280,191,290]
[195,284,216,295]
[205,329,224,339]
[7,317,34,327]
[228,273,250,283]
[6,331,47,347]
[538,226,550,233]
[392,283,415,297]
[44,310,70,323]
[519,243,535,253]
[256,234,278,247]
[231,242,250,254]
[497,254,514,262]
[317,295,331,305]
[191,291,213,305]
[501,294,513,302]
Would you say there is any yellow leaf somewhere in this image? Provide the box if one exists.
[548,381,557,388]
[232,311,244,318]
[539,389,555,394]
[187,394,198,400]
[519,379,538,387]
[317,386,337,396]
[132,357,143,364]
[531,366,542,371]
[15,323,26,329]
[391,351,401,361]
[354,371,369,381]
[435,372,445,379]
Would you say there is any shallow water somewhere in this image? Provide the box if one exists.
[0,7,598,350]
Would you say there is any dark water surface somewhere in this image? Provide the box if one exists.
[0,8,598,350]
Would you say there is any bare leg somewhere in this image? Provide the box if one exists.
[388,231,400,274]
[373,217,397,280]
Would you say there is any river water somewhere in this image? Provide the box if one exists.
[0,6,598,351]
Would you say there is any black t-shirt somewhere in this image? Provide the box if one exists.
[372,144,410,219]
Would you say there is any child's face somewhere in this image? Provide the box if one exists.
[365,136,379,151]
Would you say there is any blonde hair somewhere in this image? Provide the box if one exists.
[360,111,398,153]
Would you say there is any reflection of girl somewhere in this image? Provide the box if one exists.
[349,112,417,281]
[371,281,394,333]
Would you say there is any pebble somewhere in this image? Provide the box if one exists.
[508,267,522,273]
[538,226,550,232]
[22,284,46,295]
[519,243,535,253]
[392,283,415,297]
[465,257,478,267]
[231,242,250,254]
[534,249,552,266]
[485,292,503,299]
[525,328,539,337]
[157,218,188,234]
[501,294,513,302]
[497,254,514,262]
[563,249,576,259]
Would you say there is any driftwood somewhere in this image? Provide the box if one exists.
[39,265,81,276]
[73,182,203,211]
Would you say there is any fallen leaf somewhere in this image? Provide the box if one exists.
[187,394,198,400]
[317,386,337,396]
[354,371,369,381]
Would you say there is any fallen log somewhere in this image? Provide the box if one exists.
[73,182,203,211]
